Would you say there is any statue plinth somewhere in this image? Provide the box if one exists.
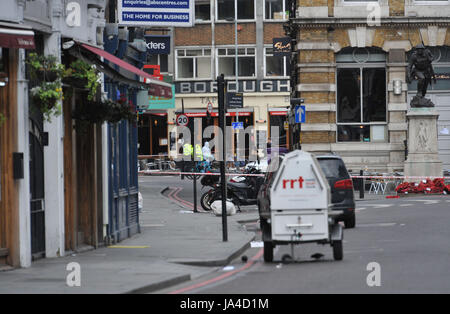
[404,108,443,180]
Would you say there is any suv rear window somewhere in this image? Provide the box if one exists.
[317,158,350,179]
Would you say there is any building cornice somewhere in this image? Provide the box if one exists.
[293,17,450,28]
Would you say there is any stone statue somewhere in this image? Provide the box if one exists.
[406,44,437,108]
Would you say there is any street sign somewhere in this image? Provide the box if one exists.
[226,92,243,109]
[176,114,189,127]
[232,122,244,130]
[118,0,195,27]
[273,37,291,57]
[206,102,213,114]
[295,105,306,123]
[145,35,171,54]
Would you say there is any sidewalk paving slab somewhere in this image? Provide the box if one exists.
[0,180,256,294]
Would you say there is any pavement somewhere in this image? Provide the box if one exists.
[0,178,257,294]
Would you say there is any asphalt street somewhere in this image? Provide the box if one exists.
[147,175,450,294]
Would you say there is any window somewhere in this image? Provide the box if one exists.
[337,68,386,123]
[195,0,211,22]
[265,47,288,77]
[264,0,288,20]
[336,48,387,143]
[176,48,212,80]
[217,47,256,78]
[317,158,350,179]
[217,0,255,21]
[147,54,168,73]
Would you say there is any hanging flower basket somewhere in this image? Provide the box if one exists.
[26,53,65,83]
[63,60,100,100]
[35,69,59,82]
[62,76,89,89]
[72,97,136,133]
[30,82,63,122]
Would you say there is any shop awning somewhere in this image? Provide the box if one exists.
[0,27,35,49]
[177,111,252,118]
[70,42,172,98]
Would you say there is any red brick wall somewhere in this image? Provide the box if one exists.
[215,23,256,45]
[175,25,212,46]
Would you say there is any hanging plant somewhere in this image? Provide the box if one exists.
[72,97,136,133]
[30,81,63,122]
[63,60,100,101]
[26,53,65,82]
[110,97,137,124]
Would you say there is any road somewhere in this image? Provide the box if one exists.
[141,176,450,294]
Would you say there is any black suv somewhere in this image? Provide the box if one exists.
[316,155,356,228]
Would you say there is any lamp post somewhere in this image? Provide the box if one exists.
[234,0,239,165]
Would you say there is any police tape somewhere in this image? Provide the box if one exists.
[350,176,450,180]
[138,171,450,180]
[138,171,265,177]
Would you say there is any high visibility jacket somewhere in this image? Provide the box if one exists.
[183,143,193,157]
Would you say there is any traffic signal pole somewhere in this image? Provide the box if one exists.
[217,74,228,242]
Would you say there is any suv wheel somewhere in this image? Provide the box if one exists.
[344,213,356,229]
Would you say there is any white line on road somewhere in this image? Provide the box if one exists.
[399,204,413,207]
[358,222,397,227]
[367,204,393,209]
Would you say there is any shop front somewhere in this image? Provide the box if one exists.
[138,112,168,157]
[0,24,36,267]
[173,109,255,161]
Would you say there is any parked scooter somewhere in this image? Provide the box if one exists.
[200,166,264,211]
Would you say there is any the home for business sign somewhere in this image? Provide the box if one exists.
[118,0,194,27]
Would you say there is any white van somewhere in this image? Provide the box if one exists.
[257,150,344,262]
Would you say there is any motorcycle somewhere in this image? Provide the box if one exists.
[200,166,264,211]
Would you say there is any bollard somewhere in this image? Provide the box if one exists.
[193,175,198,213]
[360,170,364,199]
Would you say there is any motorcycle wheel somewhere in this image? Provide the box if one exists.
[200,191,215,211]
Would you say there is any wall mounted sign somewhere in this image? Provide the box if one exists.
[118,0,195,27]
[226,92,243,109]
[175,80,290,94]
[273,37,291,57]
[232,122,244,130]
[145,35,170,55]
[294,105,306,124]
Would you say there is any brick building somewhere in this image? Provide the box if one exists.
[142,0,293,160]
[293,0,450,173]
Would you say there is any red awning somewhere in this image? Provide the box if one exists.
[80,43,172,98]
[0,28,35,49]
[183,112,252,117]
[269,111,288,116]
